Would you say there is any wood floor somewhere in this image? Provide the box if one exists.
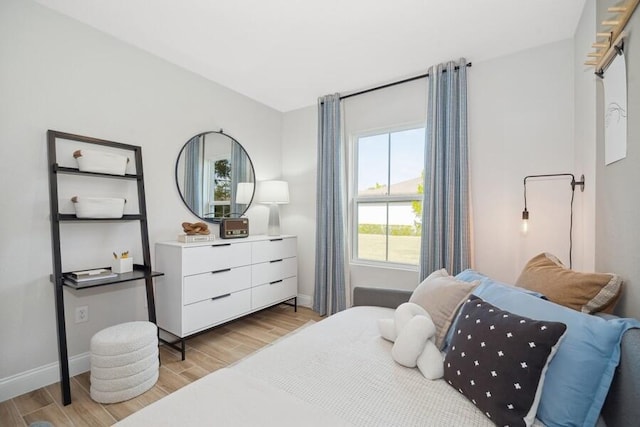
[0,305,323,427]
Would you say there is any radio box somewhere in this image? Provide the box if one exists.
[220,218,249,239]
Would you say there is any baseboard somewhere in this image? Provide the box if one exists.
[297,293,312,308]
[0,352,90,402]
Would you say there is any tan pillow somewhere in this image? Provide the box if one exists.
[409,269,479,350]
[515,253,622,314]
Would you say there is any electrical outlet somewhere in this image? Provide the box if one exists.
[75,306,89,323]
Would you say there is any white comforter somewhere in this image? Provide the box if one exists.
[117,306,541,426]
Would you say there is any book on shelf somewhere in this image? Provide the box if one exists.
[66,268,118,282]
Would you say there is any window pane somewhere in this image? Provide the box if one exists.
[352,127,425,268]
[357,134,388,196]
[356,203,387,262]
[389,128,425,196]
[387,201,421,265]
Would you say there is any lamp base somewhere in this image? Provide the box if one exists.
[267,204,280,236]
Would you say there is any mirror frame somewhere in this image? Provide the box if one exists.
[175,130,255,223]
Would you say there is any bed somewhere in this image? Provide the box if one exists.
[116,268,640,427]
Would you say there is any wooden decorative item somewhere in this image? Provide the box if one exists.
[181,221,210,235]
[585,0,639,76]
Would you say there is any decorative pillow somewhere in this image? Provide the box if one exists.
[377,318,396,342]
[377,301,433,345]
[409,268,479,349]
[393,301,432,338]
[444,296,566,427]
[392,314,434,368]
[378,303,444,380]
[468,274,640,427]
[516,252,622,314]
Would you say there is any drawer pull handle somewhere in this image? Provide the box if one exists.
[270,259,283,263]
[211,293,231,301]
[212,243,231,247]
[269,238,283,242]
[269,280,283,285]
[211,268,232,275]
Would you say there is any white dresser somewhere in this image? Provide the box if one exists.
[155,235,297,359]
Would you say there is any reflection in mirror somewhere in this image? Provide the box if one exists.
[176,130,255,222]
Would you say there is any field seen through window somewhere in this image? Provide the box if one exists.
[357,232,420,265]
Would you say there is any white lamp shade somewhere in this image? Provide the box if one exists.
[256,180,289,204]
[235,182,254,204]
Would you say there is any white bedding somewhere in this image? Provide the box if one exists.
[115,367,350,426]
[117,306,544,426]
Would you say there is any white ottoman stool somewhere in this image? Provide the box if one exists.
[90,321,159,404]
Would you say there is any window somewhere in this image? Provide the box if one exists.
[353,127,425,266]
[205,158,231,218]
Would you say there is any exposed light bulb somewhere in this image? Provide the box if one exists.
[521,209,529,235]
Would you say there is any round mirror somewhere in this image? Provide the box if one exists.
[175,130,255,222]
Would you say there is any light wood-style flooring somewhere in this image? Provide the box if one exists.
[0,305,323,427]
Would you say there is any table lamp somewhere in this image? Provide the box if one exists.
[235,182,254,205]
[257,180,289,236]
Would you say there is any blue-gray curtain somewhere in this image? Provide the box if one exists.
[419,58,471,280]
[313,93,347,316]
[184,136,203,216]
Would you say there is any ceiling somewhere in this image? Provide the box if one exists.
[34,0,586,112]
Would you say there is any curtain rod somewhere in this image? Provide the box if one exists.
[339,62,472,101]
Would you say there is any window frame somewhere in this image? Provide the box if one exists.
[350,124,426,270]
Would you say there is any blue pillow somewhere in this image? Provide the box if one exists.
[444,270,545,349]
[455,269,546,299]
[457,270,640,427]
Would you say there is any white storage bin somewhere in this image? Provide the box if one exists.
[74,149,129,176]
[72,196,126,218]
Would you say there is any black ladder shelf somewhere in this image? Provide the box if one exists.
[47,130,163,406]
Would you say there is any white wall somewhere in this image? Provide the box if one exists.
[594,0,640,319]
[0,0,282,400]
[281,105,317,306]
[573,0,597,271]
[282,39,581,301]
[469,39,577,282]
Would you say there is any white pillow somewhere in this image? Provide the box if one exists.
[378,318,396,342]
[391,315,434,368]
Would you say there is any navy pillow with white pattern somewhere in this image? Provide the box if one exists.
[443,295,567,427]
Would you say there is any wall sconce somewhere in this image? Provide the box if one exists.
[256,180,289,236]
[521,173,585,268]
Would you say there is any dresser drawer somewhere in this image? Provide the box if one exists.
[251,237,296,264]
[183,266,251,305]
[183,242,251,275]
[251,257,297,286]
[252,276,297,310]
[183,289,251,335]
